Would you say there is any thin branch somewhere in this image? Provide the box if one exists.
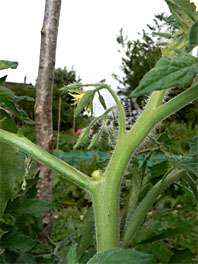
[105,85,126,138]
[92,84,126,138]
[156,82,198,120]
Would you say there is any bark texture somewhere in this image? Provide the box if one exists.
[35,0,62,237]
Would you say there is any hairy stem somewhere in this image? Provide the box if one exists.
[104,84,126,137]
[92,179,120,252]
[157,82,198,119]
[94,85,197,251]
[146,90,166,108]
[84,83,126,137]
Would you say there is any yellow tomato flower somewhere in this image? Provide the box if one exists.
[68,90,93,117]
[68,90,86,104]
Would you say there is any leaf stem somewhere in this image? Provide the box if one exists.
[0,129,94,192]
[105,85,126,138]
[146,90,166,109]
[94,84,126,138]
[156,82,198,119]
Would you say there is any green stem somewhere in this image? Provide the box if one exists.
[91,140,129,252]
[92,179,120,252]
[90,105,116,126]
[93,84,126,137]
[106,85,126,137]
[146,90,166,108]
[157,82,198,119]
[0,129,94,192]
[98,84,126,138]
[122,169,186,246]
[93,85,197,251]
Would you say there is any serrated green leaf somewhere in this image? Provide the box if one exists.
[0,109,17,133]
[0,143,22,217]
[1,231,37,252]
[131,52,198,97]
[165,0,198,30]
[158,131,183,155]
[2,100,21,118]
[0,213,16,225]
[160,0,198,57]
[2,101,35,125]
[66,244,78,264]
[189,20,198,45]
[75,90,95,117]
[0,76,7,86]
[6,199,54,215]
[167,137,198,175]
[149,160,170,179]
[14,95,35,102]
[0,87,14,102]
[98,91,107,110]
[0,60,18,70]
[87,248,154,264]
[18,109,35,125]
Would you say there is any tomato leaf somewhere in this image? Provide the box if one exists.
[189,20,198,45]
[87,248,154,264]
[131,52,198,97]
[0,86,14,102]
[66,244,78,264]
[0,60,18,70]
[0,143,22,217]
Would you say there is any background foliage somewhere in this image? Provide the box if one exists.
[7,67,88,133]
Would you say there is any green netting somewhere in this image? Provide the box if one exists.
[54,150,108,166]
[19,150,191,167]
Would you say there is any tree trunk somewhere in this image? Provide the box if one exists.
[34,0,62,238]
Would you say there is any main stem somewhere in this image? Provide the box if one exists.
[92,139,129,252]
[92,178,120,252]
[92,84,197,252]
